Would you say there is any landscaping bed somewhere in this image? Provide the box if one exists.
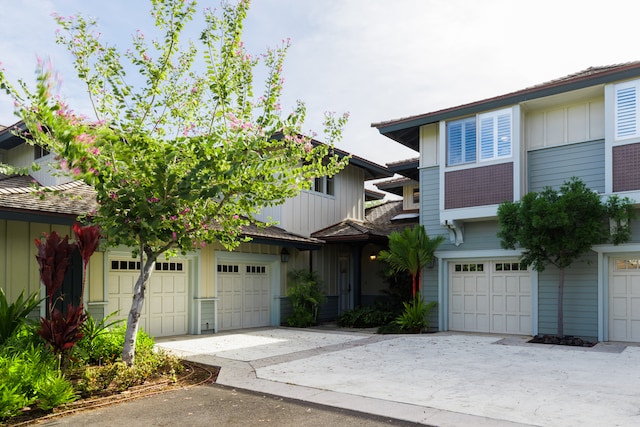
[5,361,219,426]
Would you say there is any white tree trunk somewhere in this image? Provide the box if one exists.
[122,254,156,366]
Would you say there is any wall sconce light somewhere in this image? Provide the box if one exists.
[369,252,377,261]
[280,248,290,263]
[426,257,436,269]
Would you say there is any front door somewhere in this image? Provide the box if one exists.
[339,255,351,312]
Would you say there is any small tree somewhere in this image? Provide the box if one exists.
[378,225,445,299]
[498,177,635,337]
[0,0,348,365]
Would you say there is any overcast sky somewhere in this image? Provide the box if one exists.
[2,0,640,168]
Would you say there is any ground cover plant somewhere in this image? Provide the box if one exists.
[0,226,184,423]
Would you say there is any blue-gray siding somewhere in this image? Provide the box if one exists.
[420,166,446,329]
[537,252,598,339]
[528,140,605,193]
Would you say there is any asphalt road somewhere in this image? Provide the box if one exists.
[39,383,427,427]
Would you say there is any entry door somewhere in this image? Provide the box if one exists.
[610,258,640,342]
[338,255,351,312]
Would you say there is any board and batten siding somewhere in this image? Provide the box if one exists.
[6,144,73,187]
[524,97,604,150]
[527,140,605,193]
[0,219,104,307]
[537,252,598,338]
[278,164,365,237]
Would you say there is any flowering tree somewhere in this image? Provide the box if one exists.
[0,0,348,365]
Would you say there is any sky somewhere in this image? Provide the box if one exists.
[2,0,640,171]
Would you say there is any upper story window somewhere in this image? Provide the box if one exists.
[34,144,50,160]
[614,80,640,141]
[313,176,334,196]
[447,108,512,166]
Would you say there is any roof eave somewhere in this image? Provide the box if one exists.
[373,63,640,147]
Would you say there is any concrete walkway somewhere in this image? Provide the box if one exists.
[155,328,640,427]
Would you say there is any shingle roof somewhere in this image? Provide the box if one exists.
[0,178,98,216]
[0,175,324,247]
[311,200,416,241]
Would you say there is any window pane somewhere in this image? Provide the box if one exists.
[447,122,462,165]
[616,85,637,139]
[326,176,334,195]
[480,117,494,160]
[497,114,511,157]
[464,120,476,163]
[314,177,324,193]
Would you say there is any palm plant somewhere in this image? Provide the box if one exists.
[0,289,41,345]
[378,225,445,298]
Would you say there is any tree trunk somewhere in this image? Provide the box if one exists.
[558,267,565,337]
[122,253,156,366]
[411,274,417,298]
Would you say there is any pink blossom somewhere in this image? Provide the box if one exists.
[172,232,177,241]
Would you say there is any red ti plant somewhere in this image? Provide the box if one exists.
[34,228,90,366]
[73,222,101,301]
[34,230,77,311]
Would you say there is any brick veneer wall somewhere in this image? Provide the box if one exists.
[444,162,513,209]
[613,142,640,192]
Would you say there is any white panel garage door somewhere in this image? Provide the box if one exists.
[218,262,270,331]
[107,259,188,337]
[450,261,532,335]
[610,258,640,342]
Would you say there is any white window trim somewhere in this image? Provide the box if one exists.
[478,108,512,162]
[437,105,521,222]
[613,80,640,142]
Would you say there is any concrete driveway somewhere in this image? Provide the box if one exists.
[155,328,640,427]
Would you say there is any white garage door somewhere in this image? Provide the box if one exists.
[217,262,270,331]
[107,259,188,337]
[450,261,532,335]
[609,258,640,342]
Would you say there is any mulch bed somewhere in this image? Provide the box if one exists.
[528,334,597,347]
[5,361,219,426]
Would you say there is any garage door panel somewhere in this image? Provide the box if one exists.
[450,261,531,335]
[108,259,188,338]
[218,262,270,331]
[610,258,640,342]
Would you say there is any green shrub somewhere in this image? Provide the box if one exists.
[33,370,76,411]
[0,383,32,420]
[0,342,66,420]
[394,293,437,333]
[74,325,183,397]
[286,270,326,328]
[75,311,124,365]
[0,288,41,346]
[337,304,396,328]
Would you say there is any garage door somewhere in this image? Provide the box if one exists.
[217,262,270,331]
[107,259,188,337]
[450,261,532,334]
[609,258,640,342]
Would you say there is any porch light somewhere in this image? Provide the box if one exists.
[369,252,377,261]
[280,248,290,263]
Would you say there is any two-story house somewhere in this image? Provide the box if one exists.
[373,61,640,343]
[0,122,392,336]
